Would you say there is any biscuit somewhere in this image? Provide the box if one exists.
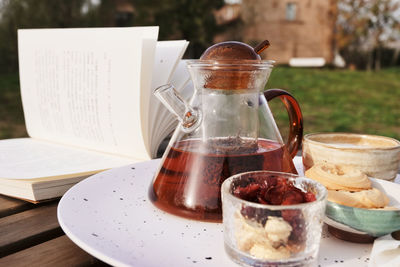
[233,212,292,259]
[305,163,371,191]
[327,188,389,209]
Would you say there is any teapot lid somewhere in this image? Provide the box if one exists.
[200,40,269,60]
[192,40,271,90]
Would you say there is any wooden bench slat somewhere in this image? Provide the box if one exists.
[0,235,108,266]
[0,202,62,257]
[0,195,35,218]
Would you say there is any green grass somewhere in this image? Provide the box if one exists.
[266,67,400,142]
[0,67,399,141]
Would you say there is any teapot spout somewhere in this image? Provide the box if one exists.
[154,84,201,133]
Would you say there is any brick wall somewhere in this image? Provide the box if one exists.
[240,0,336,64]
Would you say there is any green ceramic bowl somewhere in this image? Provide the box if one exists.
[325,177,400,237]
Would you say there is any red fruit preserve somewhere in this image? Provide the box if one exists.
[150,138,297,222]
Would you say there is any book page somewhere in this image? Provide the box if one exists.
[169,59,191,91]
[153,60,193,153]
[18,27,158,159]
[0,138,136,179]
[150,41,189,90]
[148,41,189,157]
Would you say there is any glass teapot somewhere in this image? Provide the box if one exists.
[150,42,303,222]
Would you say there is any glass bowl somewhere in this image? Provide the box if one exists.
[221,171,327,267]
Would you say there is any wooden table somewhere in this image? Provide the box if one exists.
[1,170,398,266]
[0,195,109,266]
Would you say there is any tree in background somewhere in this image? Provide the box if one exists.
[114,0,225,58]
[368,0,400,70]
[0,0,225,73]
[336,0,400,70]
[0,0,94,73]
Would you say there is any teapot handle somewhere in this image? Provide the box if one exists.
[263,89,303,158]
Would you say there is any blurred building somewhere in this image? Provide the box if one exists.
[215,0,337,64]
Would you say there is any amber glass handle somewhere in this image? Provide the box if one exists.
[263,89,303,158]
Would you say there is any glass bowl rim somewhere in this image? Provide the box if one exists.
[221,170,327,210]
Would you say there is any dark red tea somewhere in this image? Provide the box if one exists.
[150,138,297,222]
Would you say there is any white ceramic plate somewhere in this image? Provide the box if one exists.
[58,157,375,267]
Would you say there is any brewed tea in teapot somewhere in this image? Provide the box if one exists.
[150,41,303,222]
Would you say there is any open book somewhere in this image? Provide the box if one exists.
[0,27,191,202]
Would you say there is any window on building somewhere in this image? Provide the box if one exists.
[286,3,297,21]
